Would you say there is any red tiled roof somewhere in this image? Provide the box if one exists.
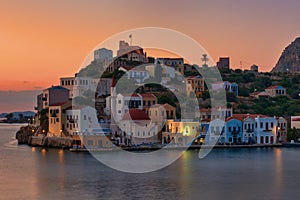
[232,114,269,121]
[122,93,140,97]
[122,109,150,121]
[139,93,156,98]
[292,117,300,121]
[266,85,278,89]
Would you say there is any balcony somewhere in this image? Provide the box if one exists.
[263,129,272,132]
[231,130,240,135]
[68,119,77,123]
[50,113,57,118]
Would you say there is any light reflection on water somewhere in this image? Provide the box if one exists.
[1,124,300,200]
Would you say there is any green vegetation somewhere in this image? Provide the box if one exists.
[286,128,300,142]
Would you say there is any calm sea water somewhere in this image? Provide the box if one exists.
[1,124,300,200]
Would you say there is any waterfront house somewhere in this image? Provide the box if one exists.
[41,86,70,110]
[224,117,243,144]
[277,117,288,142]
[162,119,199,146]
[65,106,99,135]
[119,109,158,145]
[205,118,225,144]
[48,101,71,137]
[148,103,176,134]
[255,116,277,144]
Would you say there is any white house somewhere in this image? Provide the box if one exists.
[162,119,199,146]
[120,109,158,145]
[114,93,143,122]
[255,116,277,144]
[65,106,99,135]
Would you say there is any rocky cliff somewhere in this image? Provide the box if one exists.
[272,37,300,73]
[15,125,35,144]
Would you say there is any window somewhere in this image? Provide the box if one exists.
[118,100,121,104]
[260,122,263,128]
[271,122,274,128]
[84,115,87,120]
[229,127,232,132]
[56,118,59,122]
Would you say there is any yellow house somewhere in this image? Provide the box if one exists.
[48,101,71,137]
[186,75,205,98]
[162,119,199,146]
[139,93,157,114]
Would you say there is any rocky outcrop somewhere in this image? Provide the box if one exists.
[272,37,300,73]
[16,125,73,148]
[28,136,73,148]
[15,125,35,144]
[44,137,73,148]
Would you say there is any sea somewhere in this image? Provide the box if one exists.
[1,123,300,200]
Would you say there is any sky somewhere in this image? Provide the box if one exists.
[0,0,300,112]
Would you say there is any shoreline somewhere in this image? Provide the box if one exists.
[68,143,296,152]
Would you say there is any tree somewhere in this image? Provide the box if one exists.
[226,92,237,103]
[5,113,13,120]
[239,86,250,97]
[287,128,300,142]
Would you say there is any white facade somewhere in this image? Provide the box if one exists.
[65,106,99,135]
[255,116,277,144]
[242,117,256,144]
[115,94,143,122]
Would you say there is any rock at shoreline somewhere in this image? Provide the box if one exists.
[28,136,73,148]
[15,125,35,144]
[16,125,73,148]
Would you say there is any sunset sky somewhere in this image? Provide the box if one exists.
[0,0,300,112]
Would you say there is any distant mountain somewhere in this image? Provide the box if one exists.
[271,37,300,73]
[0,111,36,119]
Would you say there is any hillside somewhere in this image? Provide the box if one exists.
[272,37,300,73]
